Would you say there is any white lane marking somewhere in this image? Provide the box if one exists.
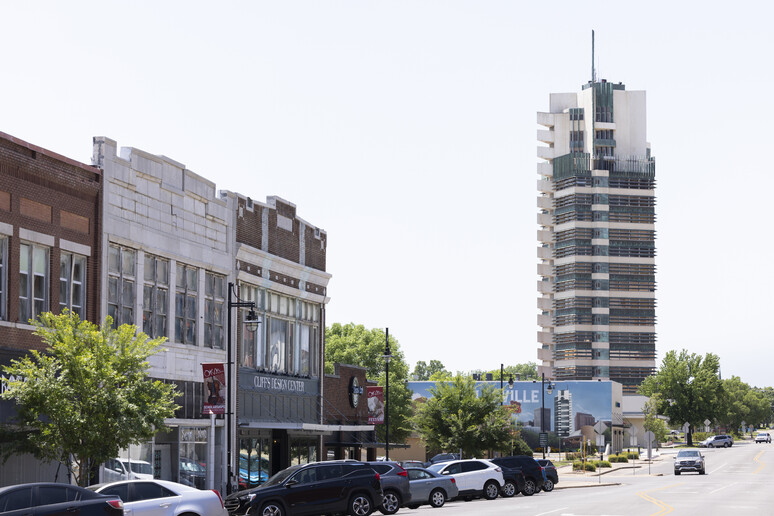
[708,462,727,475]
[708,481,737,495]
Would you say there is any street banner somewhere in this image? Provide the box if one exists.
[367,386,384,424]
[202,363,226,415]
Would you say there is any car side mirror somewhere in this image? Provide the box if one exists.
[442,471,450,475]
[285,479,298,487]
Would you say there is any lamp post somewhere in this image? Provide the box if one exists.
[383,328,392,461]
[541,372,554,460]
[226,282,259,495]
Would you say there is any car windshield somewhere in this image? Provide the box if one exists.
[261,465,303,487]
[677,450,700,458]
[426,464,445,473]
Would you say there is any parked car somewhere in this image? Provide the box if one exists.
[179,458,207,488]
[223,460,382,516]
[89,479,226,516]
[700,435,733,448]
[399,460,425,469]
[674,449,706,475]
[424,453,459,466]
[535,459,558,492]
[497,466,526,498]
[365,461,410,515]
[101,457,154,482]
[404,467,458,509]
[0,482,124,516]
[489,456,545,496]
[426,459,502,501]
[755,431,771,443]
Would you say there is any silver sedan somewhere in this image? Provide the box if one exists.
[404,467,459,509]
[88,479,227,516]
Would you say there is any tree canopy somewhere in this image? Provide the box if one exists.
[413,374,512,457]
[411,360,448,381]
[718,376,771,433]
[0,312,178,486]
[639,350,723,445]
[325,323,412,444]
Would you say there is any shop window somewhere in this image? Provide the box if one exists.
[143,254,169,338]
[108,245,135,327]
[19,243,49,323]
[179,427,208,489]
[239,437,271,488]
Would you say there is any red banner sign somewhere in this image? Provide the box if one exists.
[202,363,226,415]
[367,386,384,424]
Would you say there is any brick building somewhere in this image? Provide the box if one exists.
[0,131,102,486]
[322,363,377,461]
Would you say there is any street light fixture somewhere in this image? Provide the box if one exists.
[541,372,554,460]
[226,282,259,495]
[383,328,392,461]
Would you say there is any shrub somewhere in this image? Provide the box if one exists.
[609,455,628,463]
[624,452,639,460]
[511,438,533,456]
[572,460,596,472]
[598,460,611,468]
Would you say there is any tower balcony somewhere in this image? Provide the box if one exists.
[537,229,552,243]
[538,280,552,294]
[537,246,552,260]
[537,297,552,310]
[537,112,555,128]
[537,129,554,144]
[537,314,552,327]
[537,146,555,160]
[537,347,552,362]
[537,161,552,176]
[537,263,552,277]
[537,195,552,210]
[537,179,552,193]
[537,213,552,227]
[537,331,552,344]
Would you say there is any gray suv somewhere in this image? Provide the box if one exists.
[700,435,733,448]
[366,461,410,515]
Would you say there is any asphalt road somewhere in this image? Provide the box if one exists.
[398,441,774,515]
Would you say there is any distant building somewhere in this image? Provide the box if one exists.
[575,411,595,429]
[554,389,573,437]
[536,74,657,395]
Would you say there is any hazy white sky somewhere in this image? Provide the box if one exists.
[2,2,773,387]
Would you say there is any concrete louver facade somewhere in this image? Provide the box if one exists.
[536,79,656,395]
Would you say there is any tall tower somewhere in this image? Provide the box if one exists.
[536,72,657,395]
[553,389,573,437]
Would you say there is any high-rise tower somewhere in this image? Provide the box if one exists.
[536,72,656,395]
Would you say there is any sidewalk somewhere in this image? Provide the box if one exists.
[551,452,664,490]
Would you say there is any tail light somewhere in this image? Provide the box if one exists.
[212,489,224,508]
[450,477,456,484]
[396,466,408,477]
[375,473,381,482]
[106,499,124,509]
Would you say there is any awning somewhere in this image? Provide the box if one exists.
[238,422,374,435]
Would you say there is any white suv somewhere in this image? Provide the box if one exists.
[755,432,771,443]
[427,459,503,501]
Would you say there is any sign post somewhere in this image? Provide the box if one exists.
[644,430,655,474]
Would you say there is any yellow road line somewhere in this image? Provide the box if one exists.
[636,483,683,516]
[753,450,765,474]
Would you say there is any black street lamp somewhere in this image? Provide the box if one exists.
[226,282,259,495]
[383,328,392,461]
[540,372,554,460]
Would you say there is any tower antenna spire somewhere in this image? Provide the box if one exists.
[591,29,596,82]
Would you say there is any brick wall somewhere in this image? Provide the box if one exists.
[0,132,101,354]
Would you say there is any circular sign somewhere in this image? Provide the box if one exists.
[349,377,364,408]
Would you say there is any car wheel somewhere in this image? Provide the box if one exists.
[521,479,537,496]
[501,480,517,498]
[260,503,284,516]
[429,488,446,508]
[543,479,554,492]
[700,468,706,475]
[707,444,713,448]
[724,442,730,448]
[379,491,401,515]
[349,494,374,516]
[674,471,680,475]
[483,481,499,500]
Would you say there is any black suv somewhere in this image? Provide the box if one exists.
[499,467,526,498]
[0,483,124,515]
[490,456,545,496]
[535,459,558,491]
[224,460,382,516]
[365,461,410,515]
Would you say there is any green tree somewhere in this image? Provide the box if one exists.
[412,360,448,381]
[0,312,178,486]
[325,323,412,444]
[639,350,723,446]
[413,374,512,457]
[479,363,539,382]
[754,386,774,427]
[719,377,771,434]
[642,395,670,446]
